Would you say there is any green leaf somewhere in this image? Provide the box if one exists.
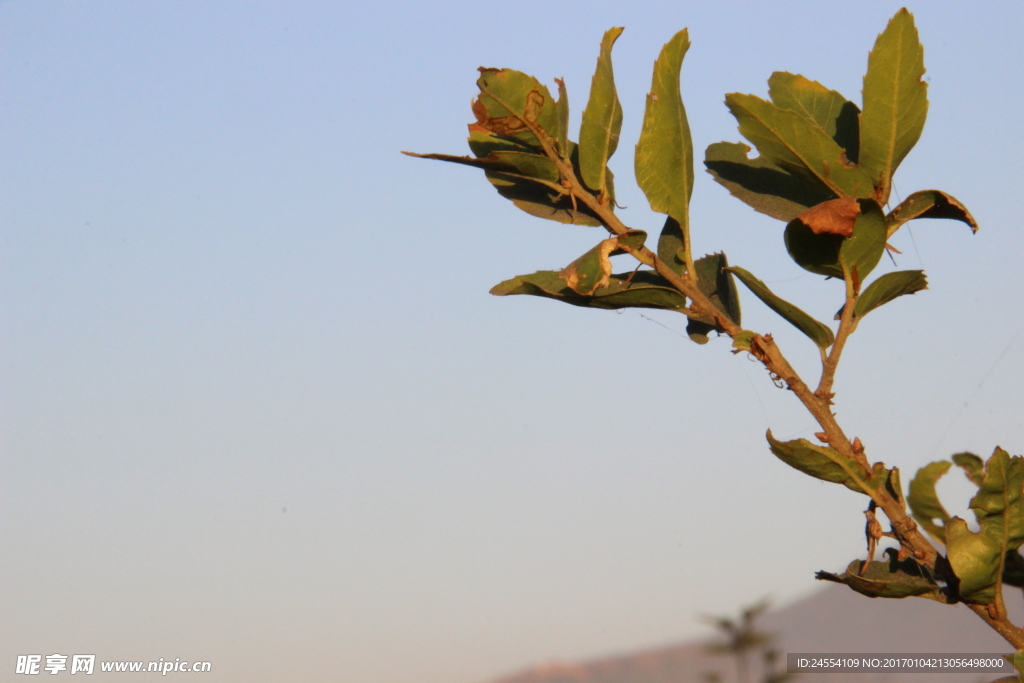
[855,270,928,319]
[559,231,649,295]
[490,269,688,312]
[1012,649,1024,683]
[579,27,624,196]
[411,125,561,181]
[907,460,952,543]
[703,142,834,222]
[945,516,1001,604]
[725,93,874,199]
[685,253,741,344]
[886,190,978,237]
[971,447,1024,550]
[945,448,1024,604]
[766,430,867,494]
[404,125,604,226]
[859,9,928,205]
[474,68,562,151]
[468,127,601,226]
[840,199,887,285]
[727,266,835,348]
[816,550,941,600]
[560,239,617,295]
[953,452,985,487]
[635,29,693,232]
[554,78,569,158]
[767,71,860,162]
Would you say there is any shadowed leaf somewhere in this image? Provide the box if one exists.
[855,270,927,318]
[579,27,624,196]
[727,266,834,348]
[860,9,928,204]
[404,122,603,226]
[908,460,952,543]
[767,71,860,162]
[784,218,844,278]
[686,253,741,344]
[491,269,687,312]
[816,550,941,599]
[469,127,600,226]
[886,190,978,237]
[704,142,834,222]
[725,93,874,199]
[635,30,693,236]
[658,216,687,276]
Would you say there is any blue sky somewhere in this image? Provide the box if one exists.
[3,2,1023,681]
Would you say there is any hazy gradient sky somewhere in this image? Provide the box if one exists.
[3,1,1023,682]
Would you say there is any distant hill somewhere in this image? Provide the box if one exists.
[485,585,1023,683]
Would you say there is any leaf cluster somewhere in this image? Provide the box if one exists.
[403,6,1024,669]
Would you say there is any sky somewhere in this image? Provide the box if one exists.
[2,1,1023,682]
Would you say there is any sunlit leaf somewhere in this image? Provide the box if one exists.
[859,9,928,204]
[946,516,1001,604]
[908,460,952,543]
[766,431,866,494]
[474,68,562,151]
[945,448,1024,604]
[554,78,570,158]
[559,230,649,295]
[971,448,1024,549]
[840,199,887,284]
[725,93,873,199]
[579,27,624,196]
[635,30,693,234]
[767,71,860,162]
[953,452,985,487]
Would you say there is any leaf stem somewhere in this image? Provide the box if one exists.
[817,293,858,398]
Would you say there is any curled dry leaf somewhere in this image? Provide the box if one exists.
[559,238,618,294]
[795,197,861,237]
[472,93,544,138]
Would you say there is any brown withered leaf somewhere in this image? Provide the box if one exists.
[472,90,545,139]
[795,197,861,237]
